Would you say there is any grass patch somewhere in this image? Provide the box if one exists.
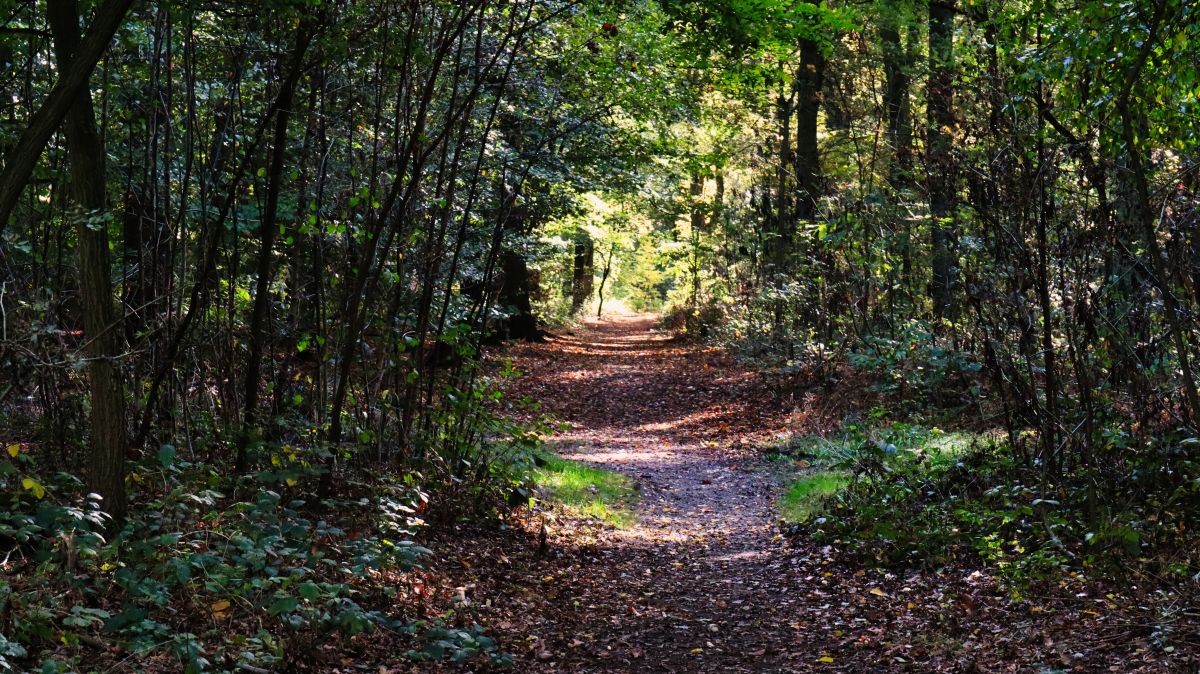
[533,453,638,527]
[779,471,848,523]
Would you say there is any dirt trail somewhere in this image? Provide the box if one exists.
[427,314,1156,673]
[501,314,821,673]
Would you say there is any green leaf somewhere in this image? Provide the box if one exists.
[298,582,321,602]
[267,595,299,616]
[158,444,177,468]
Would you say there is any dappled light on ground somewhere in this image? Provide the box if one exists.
[414,316,1191,673]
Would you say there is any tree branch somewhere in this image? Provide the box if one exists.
[0,0,134,233]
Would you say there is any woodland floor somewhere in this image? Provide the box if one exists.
[400,314,1193,673]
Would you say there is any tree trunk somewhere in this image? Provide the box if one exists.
[1035,88,1060,471]
[927,0,957,321]
[47,0,128,523]
[794,36,825,222]
[880,16,912,184]
[795,30,826,337]
[689,172,705,312]
[571,235,594,314]
[236,20,315,473]
[596,243,616,319]
[499,250,542,341]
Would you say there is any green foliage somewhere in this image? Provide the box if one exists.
[848,321,982,401]
[418,366,559,521]
[0,398,550,671]
[805,426,1200,589]
[0,633,27,672]
[658,0,855,63]
[407,624,509,666]
[532,450,639,526]
[661,300,726,339]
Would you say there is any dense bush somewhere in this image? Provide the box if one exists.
[0,367,546,671]
[803,424,1200,590]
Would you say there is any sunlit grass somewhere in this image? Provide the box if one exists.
[922,430,978,464]
[779,471,848,523]
[773,426,984,523]
[533,453,638,527]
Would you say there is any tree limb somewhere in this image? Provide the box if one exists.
[0,0,134,233]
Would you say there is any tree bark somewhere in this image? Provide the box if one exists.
[794,37,825,222]
[571,235,594,314]
[689,172,705,312]
[236,20,316,473]
[880,17,912,184]
[47,0,128,523]
[596,242,616,319]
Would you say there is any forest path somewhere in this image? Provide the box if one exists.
[500,313,823,673]
[432,314,1123,673]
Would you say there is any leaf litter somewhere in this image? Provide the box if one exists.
[396,314,1197,673]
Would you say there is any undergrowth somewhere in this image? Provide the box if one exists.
[0,442,520,672]
[0,369,551,672]
[772,418,975,525]
[778,415,1200,592]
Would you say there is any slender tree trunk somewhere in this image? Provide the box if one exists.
[795,38,824,222]
[47,0,128,523]
[927,0,957,321]
[1035,87,1059,471]
[236,21,315,473]
[795,30,825,336]
[770,80,794,340]
[689,172,704,313]
[596,242,616,319]
[880,17,912,185]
